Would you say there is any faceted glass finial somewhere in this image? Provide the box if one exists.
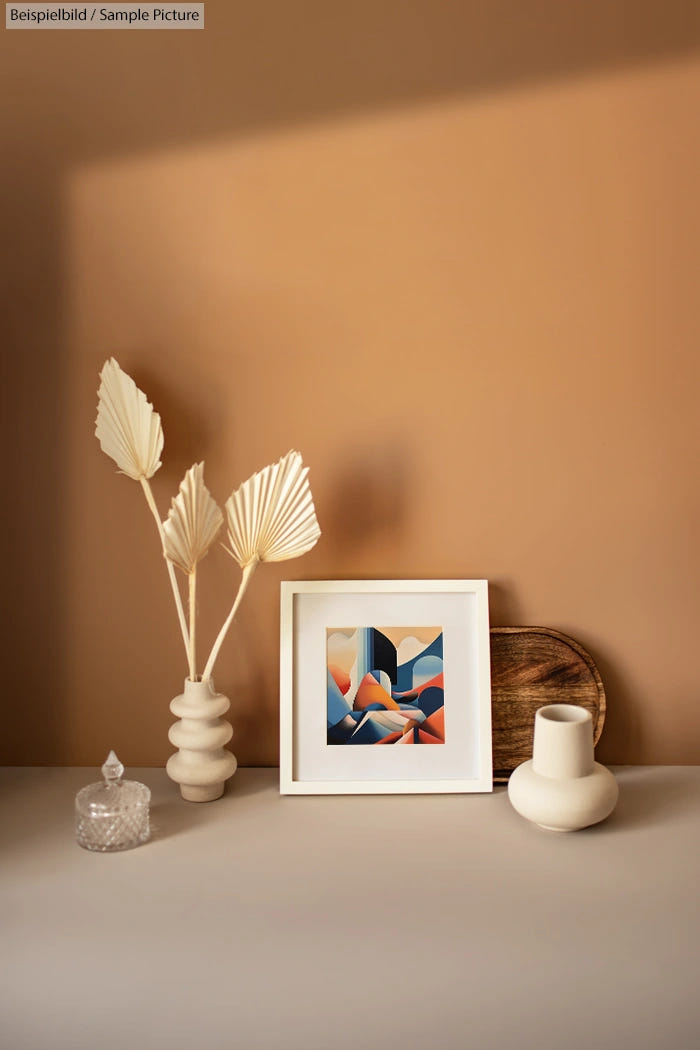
[102,750,125,784]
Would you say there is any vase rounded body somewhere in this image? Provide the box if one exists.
[508,704,618,831]
[166,678,237,802]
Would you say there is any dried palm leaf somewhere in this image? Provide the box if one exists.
[95,358,189,666]
[163,463,223,680]
[95,358,164,480]
[163,464,224,575]
[202,450,320,681]
[224,450,321,568]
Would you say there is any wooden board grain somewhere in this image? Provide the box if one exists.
[490,627,605,782]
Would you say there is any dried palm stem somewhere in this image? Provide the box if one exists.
[188,572,197,683]
[201,450,320,681]
[201,560,257,683]
[139,477,191,665]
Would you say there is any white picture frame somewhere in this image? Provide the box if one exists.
[280,580,492,794]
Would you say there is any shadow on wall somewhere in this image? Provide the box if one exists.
[129,357,231,485]
[587,641,646,766]
[4,2,699,165]
[2,0,699,761]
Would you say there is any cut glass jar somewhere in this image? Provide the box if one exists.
[75,751,150,851]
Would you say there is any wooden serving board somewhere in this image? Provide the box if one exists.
[489,627,606,782]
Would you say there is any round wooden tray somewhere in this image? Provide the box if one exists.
[490,626,606,782]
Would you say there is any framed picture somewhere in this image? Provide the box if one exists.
[280,580,492,794]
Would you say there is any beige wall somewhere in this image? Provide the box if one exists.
[2,3,699,767]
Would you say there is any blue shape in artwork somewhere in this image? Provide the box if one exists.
[327,668,352,729]
[412,654,443,688]
[415,686,445,718]
[395,633,444,692]
[365,702,390,712]
[327,720,353,744]
[356,630,398,685]
[356,627,372,682]
[368,631,397,683]
[348,717,395,744]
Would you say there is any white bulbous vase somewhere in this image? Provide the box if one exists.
[508,704,618,832]
[166,678,237,802]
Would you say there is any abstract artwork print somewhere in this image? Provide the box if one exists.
[327,626,445,745]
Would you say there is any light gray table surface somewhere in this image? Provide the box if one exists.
[1,766,699,1050]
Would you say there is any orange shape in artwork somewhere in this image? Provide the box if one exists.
[422,707,445,742]
[328,664,351,696]
[375,731,403,745]
[416,728,442,744]
[354,673,400,711]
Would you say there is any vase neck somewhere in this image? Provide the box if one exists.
[183,677,217,699]
[532,704,594,779]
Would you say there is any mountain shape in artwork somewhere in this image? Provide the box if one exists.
[327,714,356,744]
[327,668,353,728]
[422,706,445,742]
[353,673,400,712]
[349,714,396,744]
[416,727,442,744]
[398,724,444,744]
[328,663,351,696]
[375,731,404,745]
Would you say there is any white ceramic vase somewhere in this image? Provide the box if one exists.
[507,704,618,832]
[166,678,238,802]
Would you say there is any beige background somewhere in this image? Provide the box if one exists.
[2,2,699,766]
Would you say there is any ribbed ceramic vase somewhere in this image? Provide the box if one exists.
[166,678,237,802]
[508,704,618,832]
